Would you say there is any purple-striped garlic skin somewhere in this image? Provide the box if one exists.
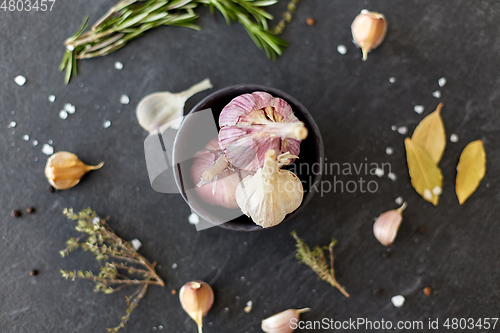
[190,138,251,209]
[218,92,307,171]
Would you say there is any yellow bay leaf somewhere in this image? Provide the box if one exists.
[404,138,443,206]
[412,103,446,163]
[456,140,486,204]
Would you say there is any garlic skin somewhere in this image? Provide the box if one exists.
[373,202,407,246]
[236,150,303,228]
[136,78,212,133]
[351,10,387,61]
[219,92,308,171]
[44,151,104,190]
[190,138,252,209]
[179,281,214,333]
[261,308,310,333]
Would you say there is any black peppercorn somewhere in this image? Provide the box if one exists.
[11,210,21,218]
[30,269,39,276]
[26,207,35,214]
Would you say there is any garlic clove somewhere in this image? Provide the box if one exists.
[373,202,407,246]
[219,92,307,171]
[261,308,310,333]
[351,10,387,61]
[44,151,104,190]
[236,149,304,228]
[179,281,214,333]
[136,78,212,133]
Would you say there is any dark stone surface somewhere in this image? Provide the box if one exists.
[1,1,499,332]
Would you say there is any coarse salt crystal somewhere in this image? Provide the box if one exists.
[438,77,447,87]
[8,121,16,128]
[172,263,178,269]
[388,172,397,181]
[59,110,68,119]
[48,140,53,145]
[337,45,347,55]
[64,103,76,114]
[14,75,26,86]
[188,213,199,225]
[414,105,424,114]
[131,239,142,251]
[374,168,384,177]
[103,120,111,128]
[432,90,441,98]
[120,94,130,105]
[391,295,405,307]
[92,217,100,225]
[450,134,459,142]
[432,186,442,196]
[48,95,56,103]
[42,144,54,156]
[423,189,432,200]
[386,147,394,155]
[244,300,253,313]
[114,61,123,70]
[397,126,408,135]
[391,125,397,131]
[23,134,29,141]
[389,77,396,83]
[395,196,404,205]
[32,140,38,146]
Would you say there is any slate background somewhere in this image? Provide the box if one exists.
[1,0,499,332]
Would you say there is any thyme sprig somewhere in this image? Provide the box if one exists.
[292,231,350,298]
[60,207,165,333]
[60,0,289,83]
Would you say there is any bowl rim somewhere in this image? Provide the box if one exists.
[172,83,324,231]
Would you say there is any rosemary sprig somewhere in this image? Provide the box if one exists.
[60,0,289,83]
[291,231,350,298]
[60,207,165,333]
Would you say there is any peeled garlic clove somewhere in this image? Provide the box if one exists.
[219,92,308,171]
[136,78,212,133]
[44,151,104,190]
[262,308,310,333]
[373,202,407,246]
[179,281,214,333]
[236,149,304,228]
[190,138,252,209]
[351,10,387,61]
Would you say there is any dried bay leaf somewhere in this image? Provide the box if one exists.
[404,138,443,206]
[456,140,486,204]
[412,103,446,163]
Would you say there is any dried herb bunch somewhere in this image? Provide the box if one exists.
[291,231,350,298]
[60,208,165,333]
[61,0,289,83]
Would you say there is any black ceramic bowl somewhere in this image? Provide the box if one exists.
[173,84,324,231]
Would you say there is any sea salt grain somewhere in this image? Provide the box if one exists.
[337,45,347,55]
[391,295,405,308]
[374,168,384,177]
[397,126,408,135]
[103,120,112,128]
[172,263,178,269]
[23,135,29,141]
[450,134,459,142]
[244,301,253,313]
[395,196,403,205]
[432,186,442,196]
[385,147,394,155]
[432,90,441,98]
[131,239,142,251]
[14,75,26,86]
[48,95,56,103]
[120,94,130,104]
[423,189,432,200]
[188,213,199,225]
[389,77,396,83]
[114,61,123,70]
[42,144,54,156]
[438,77,447,87]
[391,125,397,131]
[414,105,424,114]
[92,217,100,225]
[64,103,76,114]
[7,121,16,128]
[32,140,38,146]
[59,110,68,119]
[388,172,397,181]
